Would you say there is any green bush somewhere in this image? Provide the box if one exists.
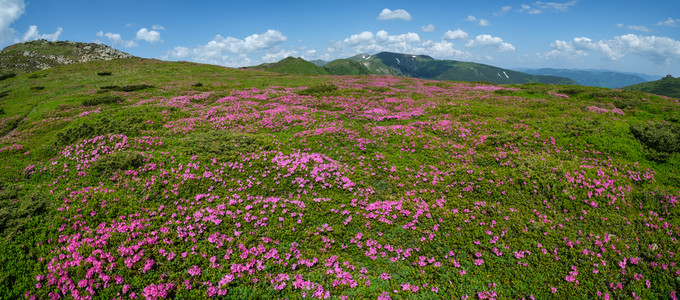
[0,73,16,81]
[30,86,45,91]
[100,84,154,92]
[92,150,145,172]
[630,122,680,161]
[82,95,123,106]
[296,84,339,97]
[0,185,51,239]
[97,72,112,76]
[55,116,145,145]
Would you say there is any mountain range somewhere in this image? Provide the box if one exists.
[249,52,577,85]
[515,68,660,88]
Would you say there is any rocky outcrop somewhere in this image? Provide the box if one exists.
[0,39,135,73]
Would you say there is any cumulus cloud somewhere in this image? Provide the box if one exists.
[465,15,490,26]
[163,29,287,67]
[657,17,679,27]
[421,24,435,32]
[545,34,680,64]
[328,29,473,60]
[443,29,469,40]
[519,0,577,14]
[136,28,162,43]
[465,34,515,52]
[151,24,165,30]
[22,25,63,41]
[378,8,412,21]
[96,31,138,48]
[0,0,25,44]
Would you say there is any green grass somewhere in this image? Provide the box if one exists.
[0,57,678,300]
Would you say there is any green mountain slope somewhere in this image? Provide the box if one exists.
[623,75,680,98]
[323,59,372,75]
[518,68,650,88]
[0,39,134,74]
[247,56,328,75]
[360,52,576,84]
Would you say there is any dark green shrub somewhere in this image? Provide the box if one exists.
[367,86,390,93]
[0,185,51,239]
[193,82,203,87]
[30,86,45,90]
[82,95,123,106]
[55,116,145,145]
[296,84,339,97]
[0,91,8,99]
[0,73,16,81]
[97,72,112,76]
[630,122,680,162]
[92,150,145,172]
[100,84,154,92]
[181,131,275,160]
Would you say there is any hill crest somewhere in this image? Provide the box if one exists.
[0,39,134,73]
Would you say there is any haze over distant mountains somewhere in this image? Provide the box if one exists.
[515,68,661,88]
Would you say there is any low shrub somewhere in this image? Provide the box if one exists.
[29,86,45,91]
[0,184,51,239]
[82,95,123,106]
[92,150,145,172]
[630,122,680,161]
[0,91,8,99]
[55,116,145,145]
[97,72,112,76]
[0,73,16,81]
[193,82,203,87]
[100,84,154,92]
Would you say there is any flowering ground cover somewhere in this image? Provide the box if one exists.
[0,58,679,299]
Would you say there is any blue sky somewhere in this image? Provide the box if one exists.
[1,0,679,76]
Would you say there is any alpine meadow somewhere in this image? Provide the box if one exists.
[0,39,679,299]
[1,1,680,299]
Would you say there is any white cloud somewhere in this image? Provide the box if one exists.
[421,24,435,32]
[0,0,25,44]
[162,29,287,67]
[151,24,165,30]
[21,25,63,41]
[545,34,680,64]
[261,49,296,62]
[96,31,138,48]
[329,30,473,60]
[378,8,412,21]
[616,24,651,33]
[519,0,577,14]
[443,29,468,40]
[465,15,490,26]
[136,28,162,43]
[494,6,512,16]
[657,17,679,27]
[465,34,515,52]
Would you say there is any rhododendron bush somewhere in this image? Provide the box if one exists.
[0,59,678,299]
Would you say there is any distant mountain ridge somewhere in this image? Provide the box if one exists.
[0,39,135,73]
[623,75,680,98]
[516,68,657,88]
[249,52,577,85]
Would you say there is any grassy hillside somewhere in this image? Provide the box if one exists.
[0,55,679,299]
[323,59,372,75]
[0,39,134,74]
[518,68,649,88]
[247,57,328,75]
[624,75,680,98]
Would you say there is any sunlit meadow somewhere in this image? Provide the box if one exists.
[0,58,678,299]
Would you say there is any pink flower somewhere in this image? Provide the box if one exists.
[380,273,391,280]
[188,265,202,276]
